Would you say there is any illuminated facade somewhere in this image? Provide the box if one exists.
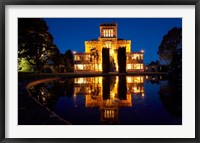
[74,23,144,72]
[74,76,144,124]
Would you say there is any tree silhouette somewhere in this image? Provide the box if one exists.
[18,18,60,72]
[59,50,74,72]
[64,50,74,66]
[158,27,182,65]
[64,50,74,72]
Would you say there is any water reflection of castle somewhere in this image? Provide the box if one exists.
[74,76,144,124]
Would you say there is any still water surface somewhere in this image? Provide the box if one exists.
[28,75,182,125]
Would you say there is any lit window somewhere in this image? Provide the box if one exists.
[77,64,83,70]
[141,64,144,69]
[105,30,108,37]
[141,54,143,60]
[127,64,132,69]
[104,110,106,118]
[103,29,114,37]
[132,54,141,60]
[75,78,87,84]
[86,55,90,60]
[141,76,144,82]
[112,110,114,118]
[133,76,143,83]
[103,30,106,37]
[127,77,132,83]
[74,55,80,61]
[110,29,113,37]
[134,64,141,69]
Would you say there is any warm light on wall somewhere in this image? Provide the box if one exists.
[76,64,84,70]
[141,64,144,69]
[98,64,102,71]
[134,77,141,83]
[127,76,144,83]
[133,87,138,91]
[116,64,119,71]
[134,64,142,69]
[141,77,144,82]
[75,78,87,84]
[127,64,132,70]
[110,91,115,99]
[74,23,144,73]
[131,54,141,60]
[127,77,132,83]
[73,75,145,122]
[110,49,114,55]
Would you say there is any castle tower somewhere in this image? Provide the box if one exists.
[99,23,118,39]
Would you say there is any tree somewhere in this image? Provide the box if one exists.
[149,60,160,66]
[18,58,34,72]
[59,50,74,72]
[158,27,182,65]
[18,18,60,72]
[46,45,61,65]
[64,49,74,67]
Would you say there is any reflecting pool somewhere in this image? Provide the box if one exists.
[27,75,182,125]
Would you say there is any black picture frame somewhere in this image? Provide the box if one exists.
[0,0,199,143]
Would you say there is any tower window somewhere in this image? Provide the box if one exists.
[103,29,114,37]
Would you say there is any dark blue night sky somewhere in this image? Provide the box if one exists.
[44,18,182,64]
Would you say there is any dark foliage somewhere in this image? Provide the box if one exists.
[59,50,74,72]
[158,27,182,65]
[158,27,182,118]
[102,48,110,73]
[18,18,60,72]
[118,47,126,73]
